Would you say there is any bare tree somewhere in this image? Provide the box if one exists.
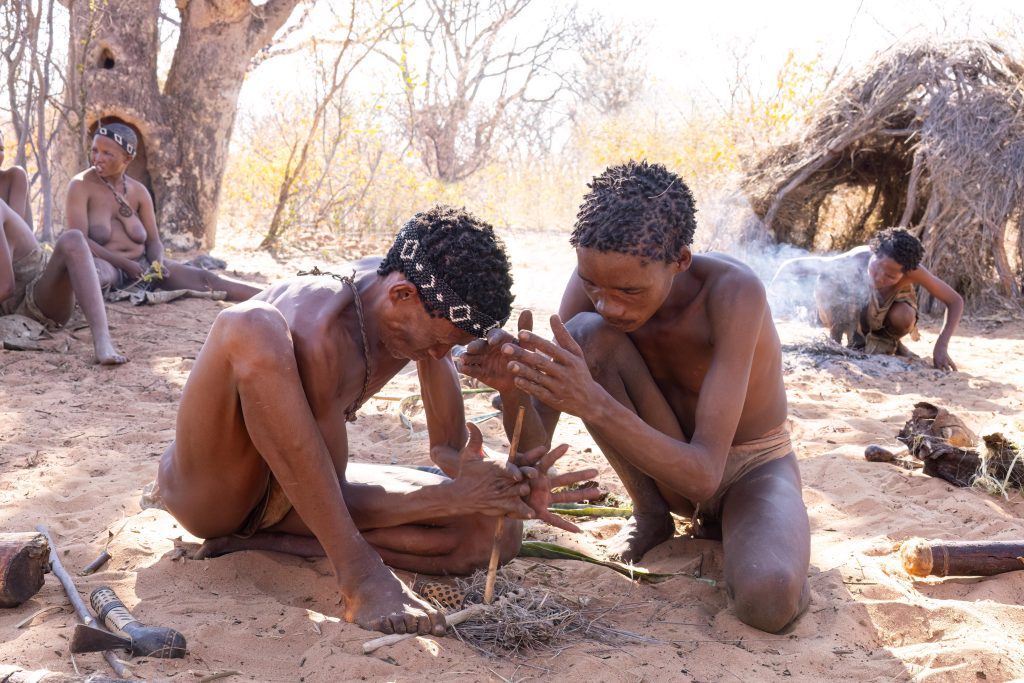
[259,0,401,248]
[566,13,648,119]
[0,0,65,239]
[383,0,577,183]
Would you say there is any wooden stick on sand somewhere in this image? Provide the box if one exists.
[900,538,1024,577]
[483,404,526,605]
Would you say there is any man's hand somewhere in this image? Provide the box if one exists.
[453,310,533,394]
[933,343,958,372]
[502,314,602,419]
[450,423,534,518]
[515,443,601,533]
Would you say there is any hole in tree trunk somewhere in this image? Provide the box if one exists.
[98,48,115,69]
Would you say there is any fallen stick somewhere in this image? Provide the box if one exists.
[79,549,112,576]
[483,404,526,605]
[900,538,1024,577]
[35,526,129,680]
[362,602,489,654]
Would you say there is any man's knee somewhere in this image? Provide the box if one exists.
[731,567,808,633]
[564,312,630,373]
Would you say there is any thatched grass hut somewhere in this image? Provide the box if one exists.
[744,40,1024,307]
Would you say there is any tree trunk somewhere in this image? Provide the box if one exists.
[58,0,302,249]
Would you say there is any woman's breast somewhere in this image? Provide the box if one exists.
[88,222,112,244]
[116,218,147,244]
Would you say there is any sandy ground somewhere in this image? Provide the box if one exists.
[2,233,1024,682]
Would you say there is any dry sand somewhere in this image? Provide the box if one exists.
[2,234,1024,682]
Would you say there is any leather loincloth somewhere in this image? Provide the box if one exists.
[695,422,795,522]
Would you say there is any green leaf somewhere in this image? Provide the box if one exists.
[548,503,634,518]
[518,541,714,585]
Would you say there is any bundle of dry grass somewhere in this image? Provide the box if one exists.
[744,39,1024,307]
[419,566,659,658]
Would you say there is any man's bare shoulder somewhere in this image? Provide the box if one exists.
[697,253,767,303]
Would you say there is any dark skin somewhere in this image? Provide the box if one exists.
[0,199,125,364]
[66,135,260,302]
[771,245,964,371]
[458,247,811,634]
[0,138,30,225]
[157,257,598,636]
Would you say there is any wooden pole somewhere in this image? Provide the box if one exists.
[35,526,129,679]
[900,538,1024,577]
[483,405,526,605]
[0,532,50,607]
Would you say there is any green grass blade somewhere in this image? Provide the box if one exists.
[518,541,713,585]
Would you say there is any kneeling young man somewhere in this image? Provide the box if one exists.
[157,206,596,636]
[459,161,810,633]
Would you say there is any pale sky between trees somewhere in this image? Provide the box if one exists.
[237,0,1023,115]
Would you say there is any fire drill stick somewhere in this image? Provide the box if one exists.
[483,405,526,605]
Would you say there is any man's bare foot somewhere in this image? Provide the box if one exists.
[344,568,447,636]
[95,341,127,365]
[604,513,675,564]
[194,532,325,559]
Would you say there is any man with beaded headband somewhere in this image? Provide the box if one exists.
[155,205,598,636]
[66,122,260,301]
[457,160,811,633]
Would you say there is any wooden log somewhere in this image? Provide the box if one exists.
[900,538,1024,577]
[0,532,50,607]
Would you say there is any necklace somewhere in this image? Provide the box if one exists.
[96,169,133,217]
[297,266,371,422]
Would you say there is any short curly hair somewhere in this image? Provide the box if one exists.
[378,205,513,325]
[571,160,697,262]
[870,227,923,272]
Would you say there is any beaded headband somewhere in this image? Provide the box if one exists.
[388,217,507,336]
[96,126,136,157]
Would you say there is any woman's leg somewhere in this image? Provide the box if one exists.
[30,231,126,364]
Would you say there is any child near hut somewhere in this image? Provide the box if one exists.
[771,227,963,371]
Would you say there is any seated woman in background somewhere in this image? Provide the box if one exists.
[0,129,31,224]
[66,123,260,302]
[1,198,126,365]
[771,227,963,371]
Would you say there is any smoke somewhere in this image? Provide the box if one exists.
[696,190,832,324]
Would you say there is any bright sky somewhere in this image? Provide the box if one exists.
[237,0,1023,113]
[590,0,1021,104]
